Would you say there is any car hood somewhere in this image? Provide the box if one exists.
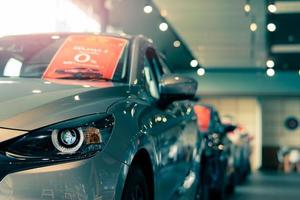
[0,78,128,130]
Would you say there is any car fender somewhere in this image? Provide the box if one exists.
[113,131,158,200]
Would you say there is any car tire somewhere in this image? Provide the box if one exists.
[226,172,236,195]
[195,170,209,200]
[197,168,210,200]
[245,160,251,177]
[198,184,210,200]
[121,165,150,200]
[209,188,225,200]
[198,157,224,200]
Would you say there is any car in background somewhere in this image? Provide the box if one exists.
[193,104,236,200]
[223,116,252,183]
[0,33,202,200]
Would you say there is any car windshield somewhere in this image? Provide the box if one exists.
[0,34,129,82]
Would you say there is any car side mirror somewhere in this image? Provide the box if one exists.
[159,74,198,107]
[223,124,237,134]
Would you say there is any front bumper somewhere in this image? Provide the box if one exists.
[0,152,125,200]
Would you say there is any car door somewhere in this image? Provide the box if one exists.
[158,56,201,199]
[140,46,199,199]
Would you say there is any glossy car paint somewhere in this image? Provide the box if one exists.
[194,104,236,199]
[0,34,201,199]
[0,79,127,130]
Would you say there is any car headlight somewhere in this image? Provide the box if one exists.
[1,114,114,161]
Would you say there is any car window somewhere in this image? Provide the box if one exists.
[151,55,163,80]
[0,34,129,82]
[211,110,222,132]
[159,56,172,75]
[144,48,160,99]
[144,59,159,99]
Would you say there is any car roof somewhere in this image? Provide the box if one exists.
[0,32,157,43]
[197,103,216,111]
[0,33,155,49]
[0,32,135,40]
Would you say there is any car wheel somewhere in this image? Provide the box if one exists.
[194,170,209,200]
[226,172,236,195]
[245,160,251,176]
[209,188,225,200]
[196,166,210,200]
[121,165,150,200]
[197,184,210,200]
[197,157,219,200]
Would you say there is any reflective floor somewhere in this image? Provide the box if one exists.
[230,171,300,200]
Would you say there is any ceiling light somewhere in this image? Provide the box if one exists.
[298,69,300,76]
[266,59,275,68]
[268,4,277,13]
[266,68,275,77]
[173,40,181,48]
[159,22,168,32]
[267,23,276,32]
[143,5,153,14]
[244,4,251,13]
[197,68,205,76]
[250,23,257,32]
[190,59,198,68]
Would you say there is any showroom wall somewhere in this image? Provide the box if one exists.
[262,98,300,146]
[261,98,300,168]
[201,97,262,170]
[202,97,300,170]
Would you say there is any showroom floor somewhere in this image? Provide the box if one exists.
[229,172,300,200]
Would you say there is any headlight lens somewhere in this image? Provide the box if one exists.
[1,114,114,161]
[51,128,85,154]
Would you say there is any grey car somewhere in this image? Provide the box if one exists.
[0,33,201,200]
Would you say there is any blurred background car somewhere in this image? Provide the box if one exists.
[194,104,236,200]
[222,116,252,183]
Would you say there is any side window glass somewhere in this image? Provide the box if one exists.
[212,111,222,132]
[159,56,172,75]
[151,56,163,80]
[144,58,159,99]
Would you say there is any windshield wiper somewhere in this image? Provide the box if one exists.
[56,76,116,82]
[52,67,123,82]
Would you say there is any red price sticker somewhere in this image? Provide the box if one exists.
[43,35,128,80]
[194,105,211,132]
